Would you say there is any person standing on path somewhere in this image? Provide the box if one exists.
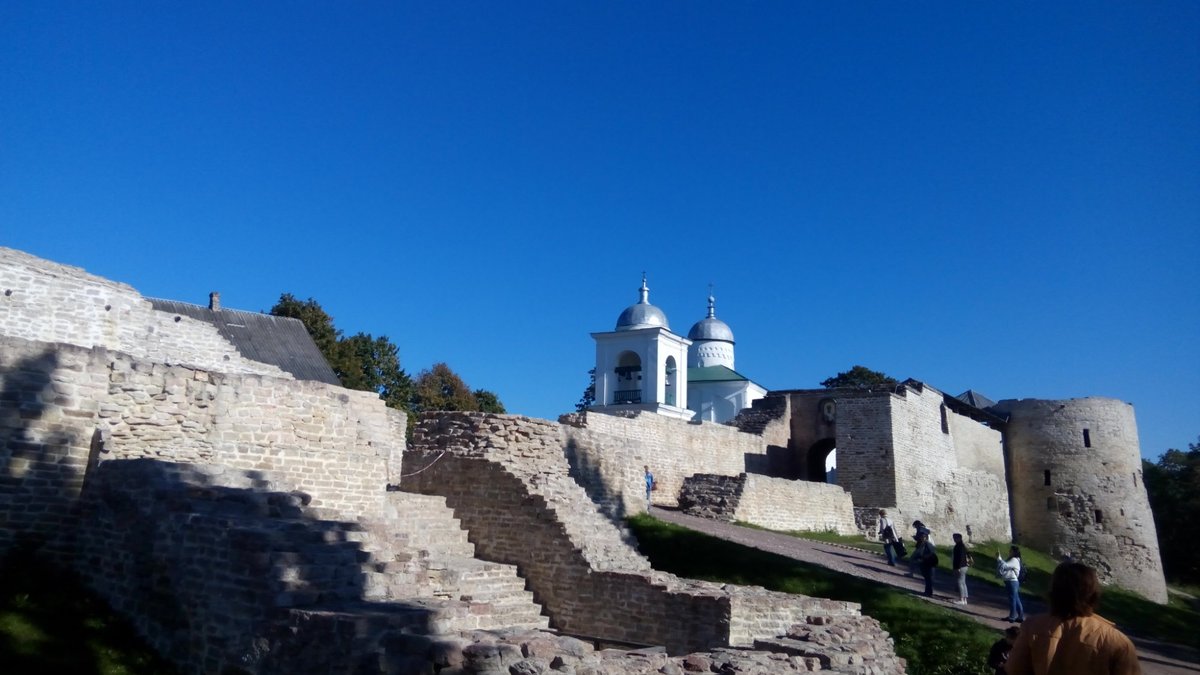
[908,520,932,576]
[914,531,937,597]
[643,465,655,507]
[998,545,1026,622]
[1004,562,1140,675]
[877,509,898,566]
[952,532,971,605]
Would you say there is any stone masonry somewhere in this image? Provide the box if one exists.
[403,411,904,671]
[680,473,859,535]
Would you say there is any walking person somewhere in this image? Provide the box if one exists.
[643,465,655,507]
[908,520,932,577]
[914,531,938,597]
[997,545,1026,622]
[952,532,971,605]
[877,509,898,566]
[1005,562,1140,674]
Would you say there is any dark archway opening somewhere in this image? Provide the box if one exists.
[804,438,837,483]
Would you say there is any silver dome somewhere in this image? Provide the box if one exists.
[615,275,670,331]
[688,317,734,342]
[687,293,734,342]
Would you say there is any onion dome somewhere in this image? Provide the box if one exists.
[687,293,734,343]
[615,274,670,331]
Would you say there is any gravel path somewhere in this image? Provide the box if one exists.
[648,507,1199,675]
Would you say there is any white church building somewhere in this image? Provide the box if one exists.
[590,277,766,423]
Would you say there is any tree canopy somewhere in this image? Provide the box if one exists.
[269,295,503,424]
[820,365,898,389]
[1143,437,1200,583]
[575,368,596,412]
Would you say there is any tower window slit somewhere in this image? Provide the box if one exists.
[1044,470,1051,486]
[1083,429,1091,448]
[1094,509,1103,524]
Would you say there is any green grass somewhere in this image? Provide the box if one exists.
[768,529,1200,650]
[0,547,178,675]
[629,514,998,675]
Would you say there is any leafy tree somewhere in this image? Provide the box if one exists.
[412,363,482,413]
[337,332,413,410]
[576,368,596,412]
[473,389,506,414]
[270,293,341,364]
[1143,437,1200,582]
[820,365,898,389]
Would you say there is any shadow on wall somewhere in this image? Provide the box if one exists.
[0,347,443,674]
[563,438,629,524]
[0,348,79,554]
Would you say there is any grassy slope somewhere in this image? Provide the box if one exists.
[628,515,997,675]
[0,548,178,675]
[768,528,1200,649]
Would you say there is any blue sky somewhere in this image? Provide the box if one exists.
[2,3,1196,459]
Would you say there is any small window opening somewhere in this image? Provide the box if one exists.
[1094,509,1103,524]
[939,404,949,434]
[1044,470,1052,486]
[1083,429,1091,448]
[1132,472,1138,487]
[1046,496,1057,511]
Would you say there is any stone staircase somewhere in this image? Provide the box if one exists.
[347,491,549,632]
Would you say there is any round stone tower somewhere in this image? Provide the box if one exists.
[993,397,1167,603]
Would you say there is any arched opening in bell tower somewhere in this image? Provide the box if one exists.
[664,356,678,406]
[613,351,642,404]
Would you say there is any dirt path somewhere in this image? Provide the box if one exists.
[648,507,1199,675]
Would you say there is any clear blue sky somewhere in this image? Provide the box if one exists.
[2,3,1196,460]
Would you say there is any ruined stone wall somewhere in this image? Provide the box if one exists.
[403,412,878,655]
[0,247,287,378]
[680,473,858,535]
[995,397,1167,603]
[735,474,858,535]
[887,384,1010,543]
[559,410,768,514]
[1,334,398,556]
[831,393,899,507]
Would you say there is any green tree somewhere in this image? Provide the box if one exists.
[412,362,482,413]
[270,293,341,365]
[472,389,506,414]
[575,368,596,412]
[820,365,898,389]
[1143,437,1200,582]
[337,332,413,410]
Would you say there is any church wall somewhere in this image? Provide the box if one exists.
[559,410,769,513]
[0,247,289,379]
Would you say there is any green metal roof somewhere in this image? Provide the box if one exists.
[687,365,751,383]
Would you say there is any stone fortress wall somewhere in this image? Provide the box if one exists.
[994,397,1167,603]
[1,247,905,673]
[739,386,1013,545]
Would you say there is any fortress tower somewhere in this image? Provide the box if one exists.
[994,397,1168,603]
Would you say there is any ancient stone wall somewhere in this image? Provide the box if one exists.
[403,412,895,657]
[0,334,398,556]
[0,247,287,378]
[886,383,1011,543]
[995,397,1167,603]
[559,409,769,514]
[680,473,858,535]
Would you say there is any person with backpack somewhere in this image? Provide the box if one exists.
[914,531,938,597]
[908,520,933,577]
[997,545,1026,622]
[877,509,898,566]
